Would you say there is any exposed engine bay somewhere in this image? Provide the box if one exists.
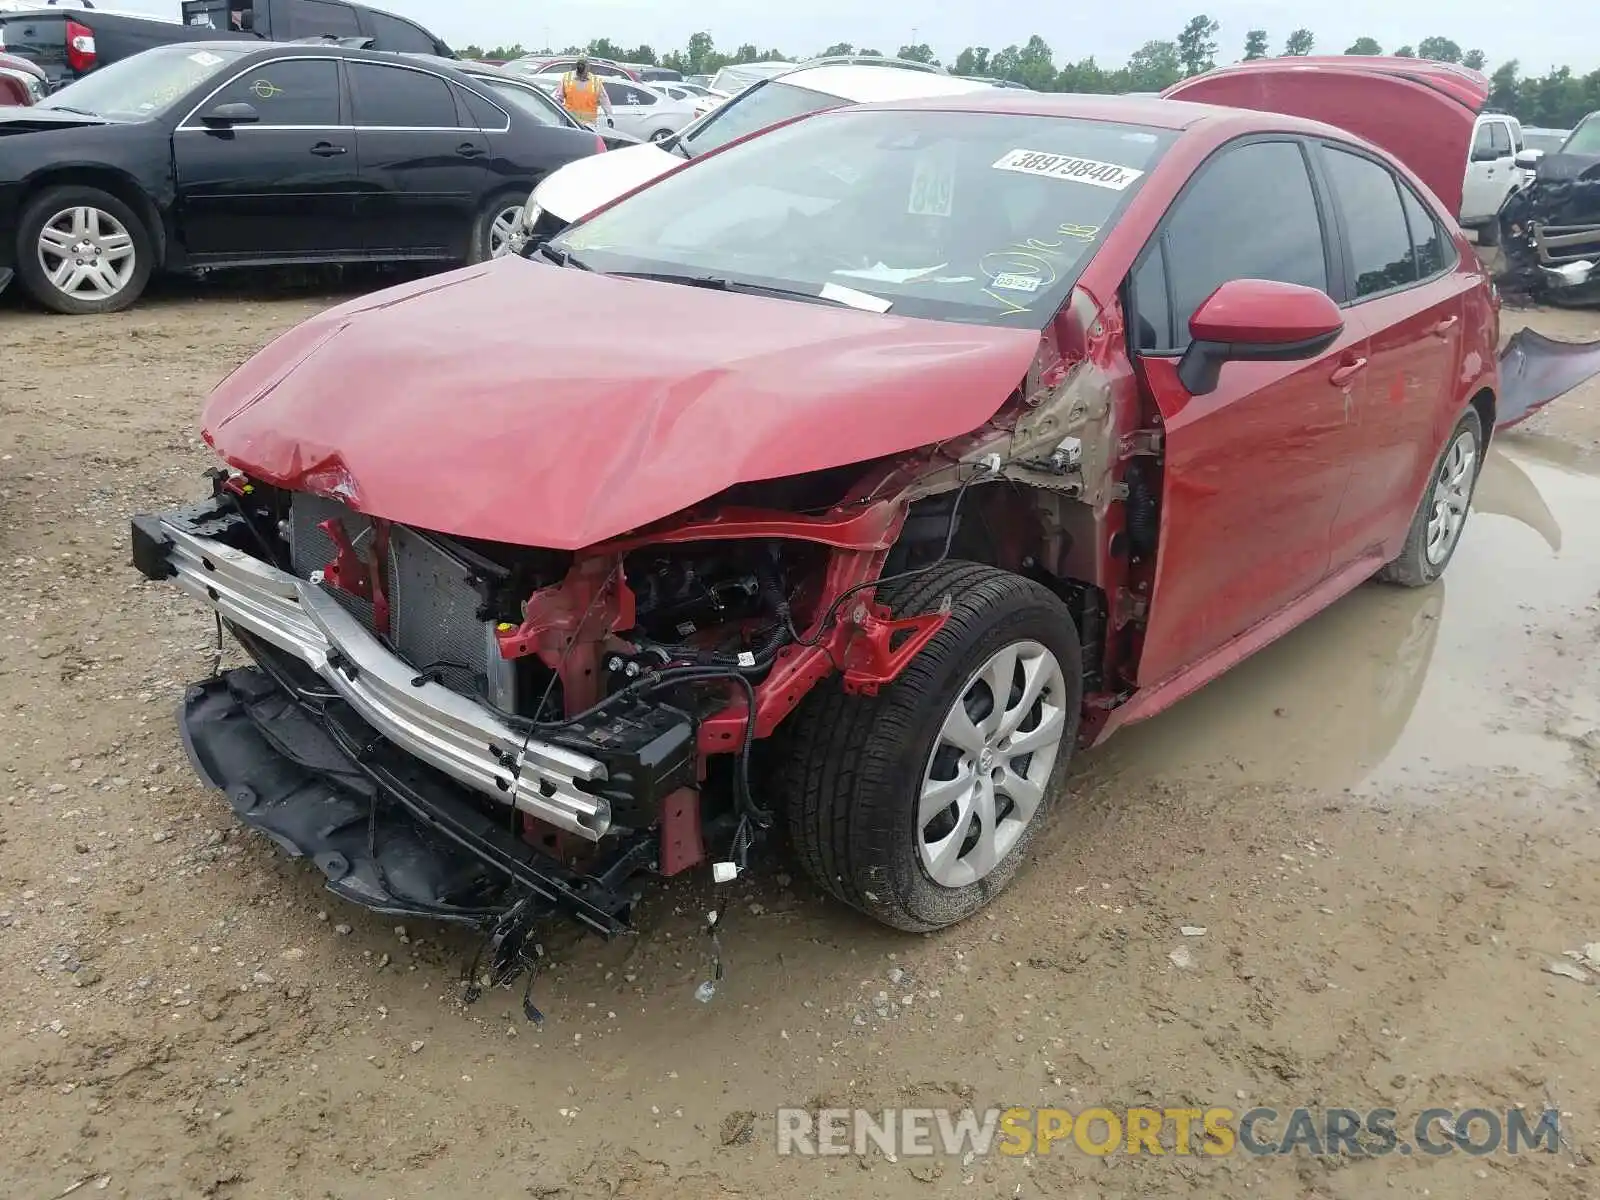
[1499,148,1600,307]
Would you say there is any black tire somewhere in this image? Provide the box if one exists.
[468,189,528,264]
[777,562,1083,932]
[1478,217,1501,249]
[15,185,153,315]
[648,128,674,143]
[1376,408,1484,588]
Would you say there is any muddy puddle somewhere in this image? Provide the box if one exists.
[1084,438,1600,799]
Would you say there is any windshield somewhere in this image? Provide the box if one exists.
[709,63,792,94]
[39,43,251,119]
[1562,115,1600,157]
[556,109,1174,328]
[678,80,840,158]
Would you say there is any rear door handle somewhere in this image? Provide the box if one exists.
[310,141,347,157]
[456,142,486,158]
[1329,357,1369,388]
[1430,316,1460,338]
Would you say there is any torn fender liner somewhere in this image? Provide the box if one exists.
[180,667,645,935]
[1496,328,1600,431]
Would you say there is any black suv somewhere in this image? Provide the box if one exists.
[0,0,450,90]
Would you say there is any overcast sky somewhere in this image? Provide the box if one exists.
[129,0,1600,75]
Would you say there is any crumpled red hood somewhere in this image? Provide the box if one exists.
[202,258,1042,549]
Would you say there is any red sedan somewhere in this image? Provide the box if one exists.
[133,61,1597,963]
[0,51,45,105]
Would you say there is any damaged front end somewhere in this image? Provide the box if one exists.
[128,458,975,969]
[1499,150,1600,306]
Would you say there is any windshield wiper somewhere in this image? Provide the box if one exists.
[605,271,878,310]
[535,243,592,271]
[42,104,99,117]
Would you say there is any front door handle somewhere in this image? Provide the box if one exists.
[1329,357,1369,388]
[1430,315,1460,338]
[456,142,486,158]
[310,141,347,157]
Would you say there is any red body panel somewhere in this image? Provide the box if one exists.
[201,258,1042,549]
[1162,58,1485,219]
[0,52,43,106]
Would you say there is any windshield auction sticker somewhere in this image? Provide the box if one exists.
[992,150,1145,191]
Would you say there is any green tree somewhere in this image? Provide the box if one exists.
[1417,36,1462,63]
[1057,56,1111,93]
[1394,45,1416,58]
[1282,29,1315,57]
[859,48,882,56]
[625,44,657,66]
[820,42,854,57]
[1488,60,1521,112]
[953,46,991,76]
[586,38,624,60]
[1243,30,1269,60]
[990,43,1023,81]
[1344,37,1382,55]
[459,43,484,58]
[1462,49,1486,71]
[1177,14,1220,76]
[1125,39,1183,90]
[897,42,938,64]
[733,43,760,62]
[1016,34,1057,89]
[684,31,716,74]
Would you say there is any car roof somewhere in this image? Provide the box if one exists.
[775,63,993,103]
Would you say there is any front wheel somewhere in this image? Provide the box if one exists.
[648,128,674,143]
[15,185,153,315]
[778,562,1083,932]
[1377,408,1483,587]
[471,191,528,263]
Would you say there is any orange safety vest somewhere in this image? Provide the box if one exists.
[560,72,602,122]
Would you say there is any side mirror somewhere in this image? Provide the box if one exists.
[1177,279,1345,397]
[200,101,259,128]
[1514,148,1543,171]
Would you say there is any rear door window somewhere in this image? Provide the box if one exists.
[1321,145,1417,299]
[1489,121,1512,158]
[348,61,460,128]
[204,57,340,126]
[1155,140,1330,350]
[0,14,66,73]
[1473,123,1495,158]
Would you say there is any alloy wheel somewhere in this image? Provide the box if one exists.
[36,206,136,301]
[918,639,1069,888]
[1425,430,1477,565]
[488,205,524,258]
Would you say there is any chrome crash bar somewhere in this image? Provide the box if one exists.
[155,521,612,840]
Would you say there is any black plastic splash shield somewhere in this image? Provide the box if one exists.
[178,666,651,935]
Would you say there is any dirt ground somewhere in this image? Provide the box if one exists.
[3,273,1600,1200]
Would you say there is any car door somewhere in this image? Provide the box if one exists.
[1314,142,1470,566]
[1462,118,1516,223]
[601,80,643,136]
[172,55,360,261]
[1129,137,1369,686]
[348,59,491,259]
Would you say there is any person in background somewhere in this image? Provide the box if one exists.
[558,55,613,128]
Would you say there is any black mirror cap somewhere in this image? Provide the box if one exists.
[1177,328,1344,397]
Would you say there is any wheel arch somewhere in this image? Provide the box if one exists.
[18,167,167,265]
[1468,385,1496,455]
